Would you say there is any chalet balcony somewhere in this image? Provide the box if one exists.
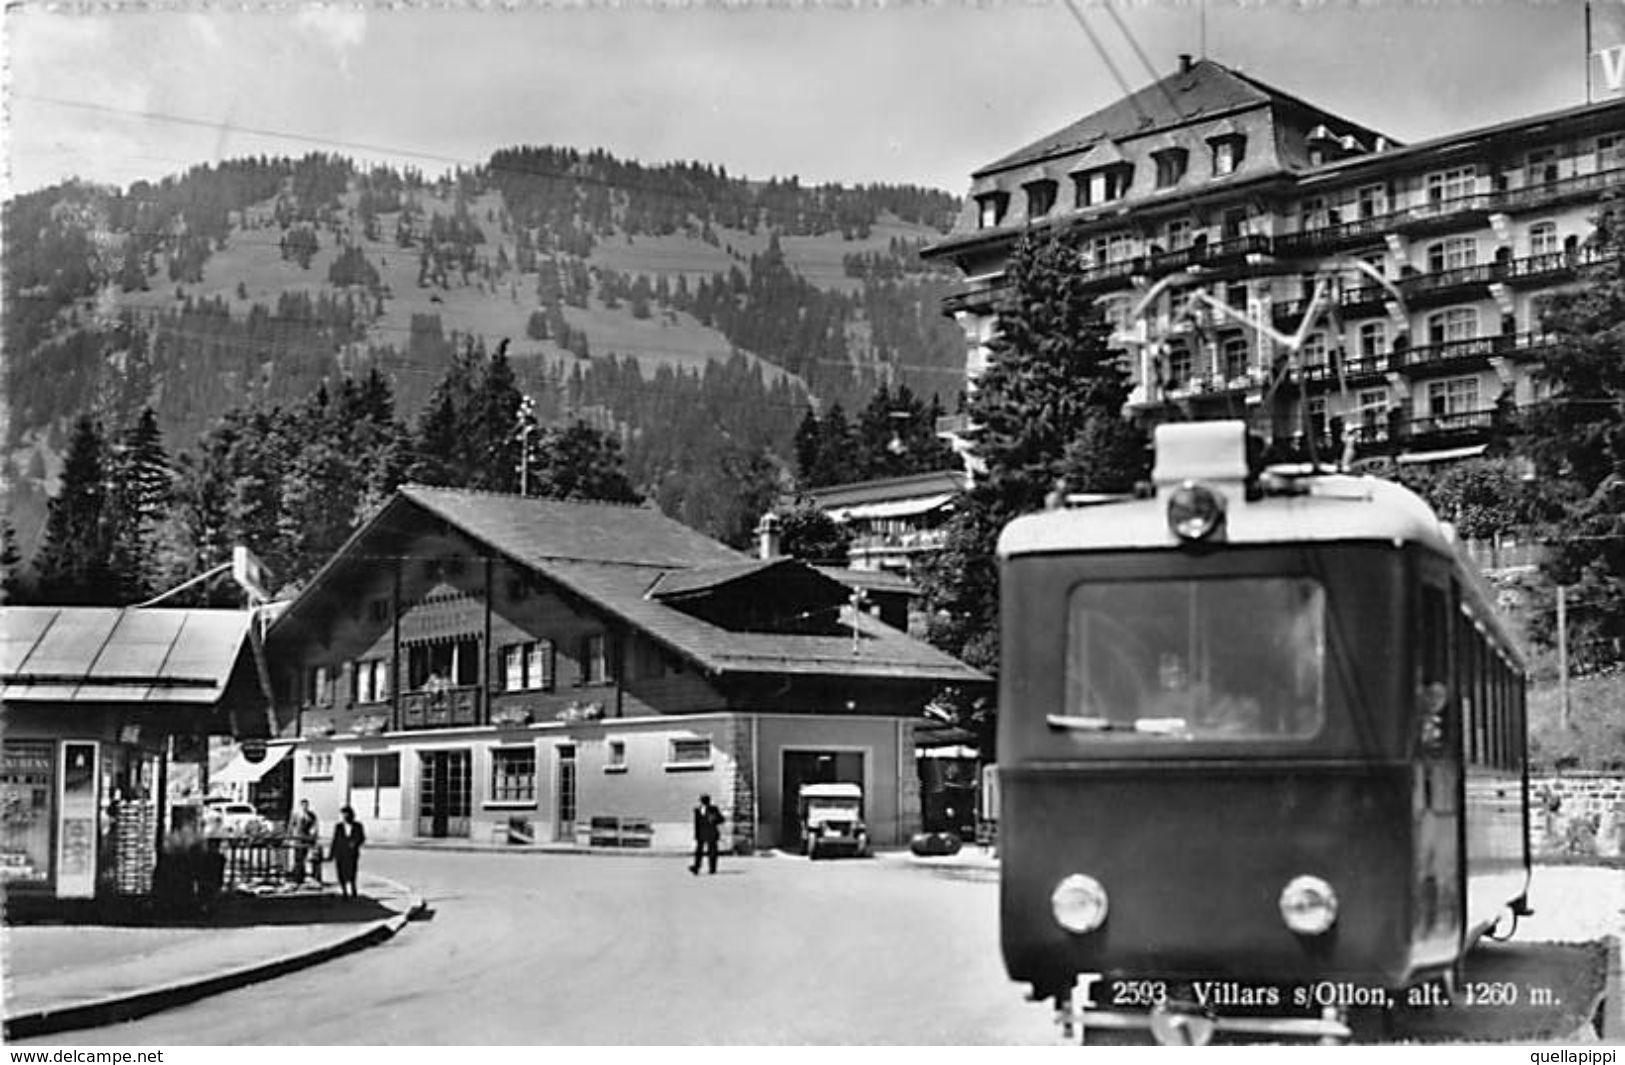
[850,529,949,554]
[400,686,482,730]
[1493,167,1625,212]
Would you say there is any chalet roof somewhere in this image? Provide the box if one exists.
[274,487,987,688]
[804,469,967,510]
[0,607,255,705]
[975,58,1389,178]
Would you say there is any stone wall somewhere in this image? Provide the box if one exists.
[1530,771,1625,859]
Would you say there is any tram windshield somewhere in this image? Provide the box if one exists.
[1057,577,1326,742]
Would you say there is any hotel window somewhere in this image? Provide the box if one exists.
[1427,307,1479,345]
[1301,332,1328,368]
[1210,135,1246,177]
[1089,234,1134,266]
[667,738,713,769]
[1299,197,1329,230]
[1357,389,1390,433]
[1529,222,1560,257]
[1024,179,1057,219]
[578,634,608,686]
[606,740,627,773]
[1427,237,1477,273]
[1525,148,1559,185]
[1221,334,1251,380]
[1355,184,1389,219]
[1426,166,1476,203]
[351,658,391,705]
[503,639,555,692]
[1307,397,1327,438]
[1075,166,1132,208]
[1166,343,1194,388]
[1428,376,1481,416]
[1599,135,1624,170]
[1359,251,1387,278]
[307,665,333,707]
[1225,283,1248,310]
[1358,321,1388,360]
[1165,218,1193,250]
[1153,149,1189,188]
[490,747,537,803]
[976,193,1008,229]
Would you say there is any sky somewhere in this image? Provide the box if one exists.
[4,0,1625,200]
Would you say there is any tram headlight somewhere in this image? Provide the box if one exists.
[1166,481,1226,542]
[1279,874,1339,936]
[1051,873,1110,934]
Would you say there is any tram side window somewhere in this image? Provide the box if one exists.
[1419,585,1452,755]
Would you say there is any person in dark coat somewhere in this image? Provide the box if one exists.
[330,805,366,897]
[289,799,319,885]
[689,794,724,875]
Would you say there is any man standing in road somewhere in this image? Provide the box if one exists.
[331,805,367,897]
[690,793,725,875]
[290,799,320,885]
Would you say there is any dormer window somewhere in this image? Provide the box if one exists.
[1153,149,1189,189]
[977,192,1009,229]
[1074,165,1133,208]
[1024,179,1058,219]
[1210,135,1246,177]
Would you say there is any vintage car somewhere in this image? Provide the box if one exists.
[799,782,868,859]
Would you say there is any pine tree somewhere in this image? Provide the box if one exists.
[34,416,116,604]
[106,407,173,602]
[1,519,29,604]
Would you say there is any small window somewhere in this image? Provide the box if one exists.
[667,738,713,769]
[490,747,537,803]
[1153,149,1189,189]
[1355,184,1388,219]
[1024,179,1057,219]
[302,751,333,779]
[1358,321,1387,360]
[1075,166,1132,208]
[369,598,389,622]
[308,665,333,708]
[1210,135,1246,177]
[502,640,555,692]
[606,740,627,773]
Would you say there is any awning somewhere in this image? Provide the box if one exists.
[1396,444,1489,465]
[213,743,291,786]
[828,493,956,523]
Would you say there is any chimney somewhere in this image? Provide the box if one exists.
[755,512,782,560]
[1179,53,1194,74]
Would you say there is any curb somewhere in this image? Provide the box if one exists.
[3,879,426,1041]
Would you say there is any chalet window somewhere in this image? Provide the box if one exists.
[350,753,400,820]
[407,638,479,690]
[606,740,628,773]
[1153,149,1189,188]
[307,665,333,708]
[490,747,537,803]
[351,658,391,705]
[369,598,389,623]
[1427,237,1477,272]
[502,639,555,692]
[1528,222,1559,257]
[578,634,608,686]
[1427,307,1478,345]
[1210,135,1246,177]
[667,738,713,769]
[976,193,1008,229]
[1024,179,1058,218]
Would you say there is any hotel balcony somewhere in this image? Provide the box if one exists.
[1275,193,1491,258]
[1494,166,1625,213]
[1399,261,1498,306]
[400,686,483,730]
[1141,233,1276,279]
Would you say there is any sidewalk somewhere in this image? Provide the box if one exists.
[3,874,424,1040]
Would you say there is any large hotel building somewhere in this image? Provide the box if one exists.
[924,56,1625,465]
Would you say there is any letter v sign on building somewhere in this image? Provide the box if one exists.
[1600,44,1625,94]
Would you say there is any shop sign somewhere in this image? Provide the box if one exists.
[1601,44,1625,94]
[56,742,99,899]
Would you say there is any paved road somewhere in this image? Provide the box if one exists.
[44,850,1050,1045]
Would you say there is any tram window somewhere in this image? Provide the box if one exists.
[1062,577,1326,743]
[1418,585,1451,754]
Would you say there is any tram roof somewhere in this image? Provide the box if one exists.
[998,474,1453,558]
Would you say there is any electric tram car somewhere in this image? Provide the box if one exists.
[996,421,1530,1045]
